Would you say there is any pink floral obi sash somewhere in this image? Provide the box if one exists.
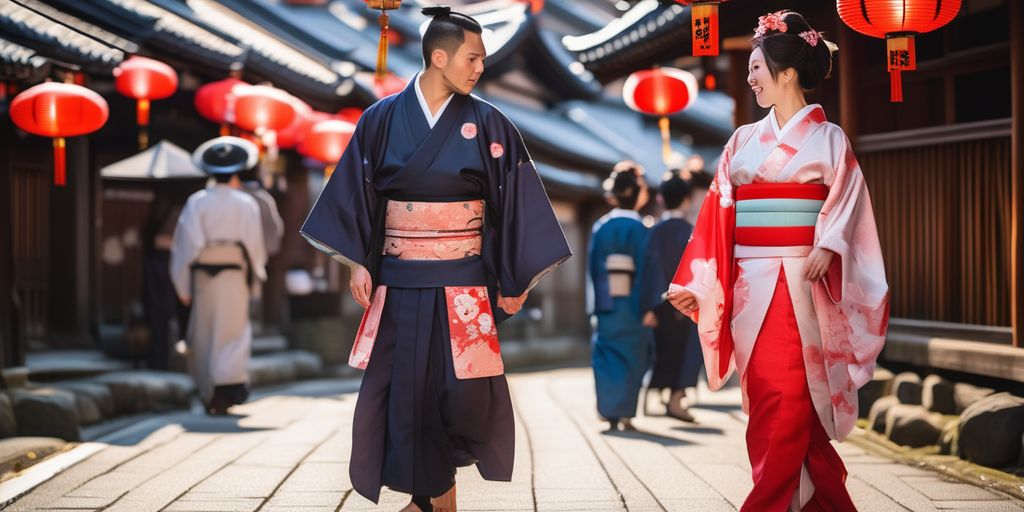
[383,200,484,260]
[350,199,504,380]
[734,183,827,259]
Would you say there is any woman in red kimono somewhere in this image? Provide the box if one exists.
[668,11,889,511]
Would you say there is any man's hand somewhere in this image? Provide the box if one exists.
[667,288,697,314]
[497,291,528,315]
[642,311,658,328]
[803,247,835,282]
[350,265,373,308]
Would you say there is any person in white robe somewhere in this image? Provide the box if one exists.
[170,136,267,415]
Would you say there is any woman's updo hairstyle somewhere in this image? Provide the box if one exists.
[604,160,645,210]
[752,11,837,91]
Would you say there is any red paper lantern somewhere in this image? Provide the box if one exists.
[276,98,315,150]
[113,56,178,142]
[372,72,408,99]
[9,82,109,186]
[837,0,961,102]
[675,1,726,56]
[519,0,544,14]
[232,85,297,134]
[195,78,248,133]
[623,67,698,164]
[298,119,355,178]
[337,107,364,125]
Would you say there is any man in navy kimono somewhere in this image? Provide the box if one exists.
[301,6,571,511]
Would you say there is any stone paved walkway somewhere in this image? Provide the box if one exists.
[6,367,1023,511]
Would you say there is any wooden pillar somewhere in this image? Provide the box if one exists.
[0,119,21,372]
[1011,0,1024,347]
[48,137,93,346]
[838,24,859,143]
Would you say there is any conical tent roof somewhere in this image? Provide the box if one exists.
[100,140,206,180]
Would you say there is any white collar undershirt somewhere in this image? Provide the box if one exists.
[414,72,454,129]
[770,103,820,140]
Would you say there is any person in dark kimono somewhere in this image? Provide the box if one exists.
[300,6,571,511]
[588,162,661,432]
[644,169,701,422]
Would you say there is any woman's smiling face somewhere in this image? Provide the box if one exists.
[748,46,778,109]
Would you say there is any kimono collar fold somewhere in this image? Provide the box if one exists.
[414,72,454,129]
[769,104,823,140]
[606,208,643,222]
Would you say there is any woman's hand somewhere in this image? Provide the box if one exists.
[667,288,698,314]
[803,247,836,281]
[350,265,373,308]
[642,311,659,328]
[498,291,528,315]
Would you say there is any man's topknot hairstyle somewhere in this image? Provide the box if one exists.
[421,5,483,66]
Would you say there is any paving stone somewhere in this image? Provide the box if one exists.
[11,387,80,441]
[922,374,957,415]
[858,367,895,418]
[893,372,924,405]
[868,395,900,434]
[886,404,944,448]
[7,371,1024,512]
[899,475,1004,501]
[958,392,1024,470]
[0,393,17,438]
[953,382,995,415]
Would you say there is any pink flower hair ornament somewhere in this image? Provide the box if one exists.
[754,11,787,38]
[799,29,821,47]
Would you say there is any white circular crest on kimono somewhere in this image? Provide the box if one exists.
[453,293,480,322]
[461,123,477,139]
[490,142,504,159]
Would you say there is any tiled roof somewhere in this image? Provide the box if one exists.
[0,36,51,81]
[563,0,690,82]
[0,0,124,69]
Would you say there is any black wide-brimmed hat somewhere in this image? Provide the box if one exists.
[192,136,259,175]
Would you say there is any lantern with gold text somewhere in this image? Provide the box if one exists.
[113,56,178,148]
[195,77,248,135]
[364,0,402,85]
[298,119,355,179]
[623,67,698,164]
[9,82,109,186]
[675,1,726,57]
[837,0,960,102]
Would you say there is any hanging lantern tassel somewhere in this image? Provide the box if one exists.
[138,98,151,149]
[376,10,390,84]
[886,34,916,103]
[889,69,903,103]
[659,116,672,164]
[53,137,67,187]
[691,2,719,57]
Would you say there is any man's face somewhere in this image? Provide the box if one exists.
[436,31,486,95]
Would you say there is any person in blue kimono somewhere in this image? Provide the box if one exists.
[644,169,703,423]
[588,161,661,432]
[300,6,571,512]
